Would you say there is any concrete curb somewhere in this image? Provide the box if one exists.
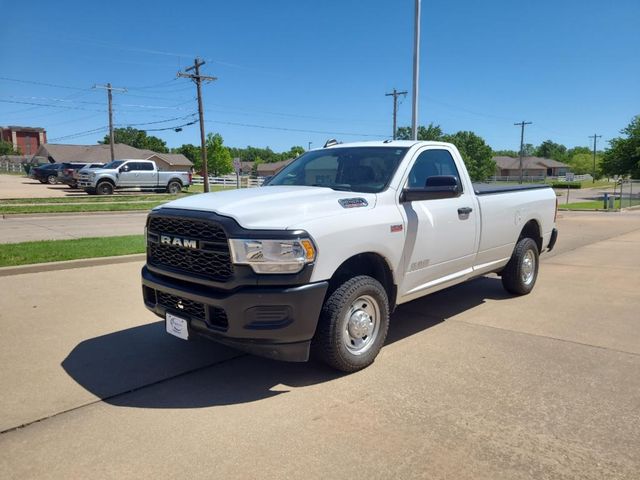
[0,254,146,277]
[1,210,150,219]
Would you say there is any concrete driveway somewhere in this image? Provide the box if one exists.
[0,174,80,200]
[0,213,639,479]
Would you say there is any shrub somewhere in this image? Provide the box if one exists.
[551,182,582,189]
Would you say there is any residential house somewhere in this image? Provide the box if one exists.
[493,156,570,178]
[257,158,295,177]
[34,143,192,171]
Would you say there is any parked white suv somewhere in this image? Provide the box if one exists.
[141,141,558,371]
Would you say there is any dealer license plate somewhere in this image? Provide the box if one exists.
[166,312,189,340]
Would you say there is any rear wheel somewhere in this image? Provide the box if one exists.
[96,181,114,195]
[46,174,57,184]
[313,275,389,372]
[501,237,539,295]
[167,181,182,194]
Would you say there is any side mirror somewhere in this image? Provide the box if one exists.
[119,165,129,173]
[401,175,461,202]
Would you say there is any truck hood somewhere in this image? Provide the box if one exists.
[158,186,376,230]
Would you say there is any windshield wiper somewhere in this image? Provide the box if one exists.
[311,183,353,191]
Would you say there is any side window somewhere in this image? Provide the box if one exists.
[407,149,462,190]
[141,162,154,171]
[128,162,142,171]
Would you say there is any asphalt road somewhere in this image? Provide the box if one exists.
[0,211,148,243]
[1,212,639,479]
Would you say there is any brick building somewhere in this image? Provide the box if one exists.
[0,126,47,155]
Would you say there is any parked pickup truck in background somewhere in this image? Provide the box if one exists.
[141,140,558,372]
[78,159,192,195]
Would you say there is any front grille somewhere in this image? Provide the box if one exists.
[154,290,228,330]
[157,291,205,320]
[149,217,227,243]
[147,216,233,281]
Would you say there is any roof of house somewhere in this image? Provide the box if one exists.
[0,126,46,132]
[493,156,569,170]
[257,158,295,174]
[35,143,192,166]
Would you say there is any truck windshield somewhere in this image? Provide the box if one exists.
[267,147,409,193]
[102,160,124,169]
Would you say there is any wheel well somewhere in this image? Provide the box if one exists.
[168,178,182,185]
[97,178,115,186]
[328,253,397,310]
[519,219,542,252]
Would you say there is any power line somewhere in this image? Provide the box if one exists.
[205,119,386,138]
[0,76,89,91]
[514,120,533,184]
[385,89,408,140]
[48,126,109,142]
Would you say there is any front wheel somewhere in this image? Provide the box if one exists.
[501,237,539,295]
[166,181,182,194]
[313,275,389,372]
[46,174,57,185]
[96,181,114,195]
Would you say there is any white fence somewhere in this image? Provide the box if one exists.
[487,174,594,183]
[0,161,25,173]
[191,175,265,188]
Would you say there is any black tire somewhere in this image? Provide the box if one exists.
[46,174,57,185]
[96,181,114,195]
[313,275,389,372]
[167,181,182,194]
[501,237,539,295]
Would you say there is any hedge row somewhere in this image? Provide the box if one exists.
[551,182,582,189]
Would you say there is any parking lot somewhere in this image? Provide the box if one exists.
[1,210,639,479]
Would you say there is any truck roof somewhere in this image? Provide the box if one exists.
[321,140,454,149]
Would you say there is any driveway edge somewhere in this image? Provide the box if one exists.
[0,254,146,277]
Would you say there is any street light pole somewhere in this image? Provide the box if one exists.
[411,0,421,140]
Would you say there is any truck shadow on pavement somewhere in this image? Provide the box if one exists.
[61,276,510,409]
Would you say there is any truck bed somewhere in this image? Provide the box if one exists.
[472,183,551,196]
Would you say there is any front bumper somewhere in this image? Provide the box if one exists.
[141,266,328,362]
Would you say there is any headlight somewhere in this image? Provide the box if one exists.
[229,237,316,274]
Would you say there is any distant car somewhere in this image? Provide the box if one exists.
[58,162,90,188]
[31,163,63,184]
[72,163,105,189]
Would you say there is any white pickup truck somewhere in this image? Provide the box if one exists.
[78,159,192,195]
[141,141,558,371]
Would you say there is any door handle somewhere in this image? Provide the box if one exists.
[458,207,473,215]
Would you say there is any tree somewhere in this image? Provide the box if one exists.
[492,149,518,157]
[442,131,495,181]
[206,132,233,176]
[568,152,602,176]
[172,144,201,170]
[283,145,305,160]
[535,140,567,162]
[0,140,19,155]
[396,123,444,141]
[100,127,169,153]
[522,143,535,156]
[252,156,263,177]
[601,115,640,177]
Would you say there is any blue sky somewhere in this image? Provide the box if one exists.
[1,0,638,153]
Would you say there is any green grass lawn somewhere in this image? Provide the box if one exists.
[0,193,189,205]
[0,202,169,214]
[0,235,145,267]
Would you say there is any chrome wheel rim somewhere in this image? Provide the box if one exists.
[521,250,536,286]
[343,295,380,355]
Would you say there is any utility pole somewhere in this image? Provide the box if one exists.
[588,134,602,183]
[178,58,217,193]
[94,83,127,162]
[385,88,408,139]
[411,0,421,140]
[514,120,532,184]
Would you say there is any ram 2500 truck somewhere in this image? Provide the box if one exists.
[141,141,558,372]
[78,159,191,195]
